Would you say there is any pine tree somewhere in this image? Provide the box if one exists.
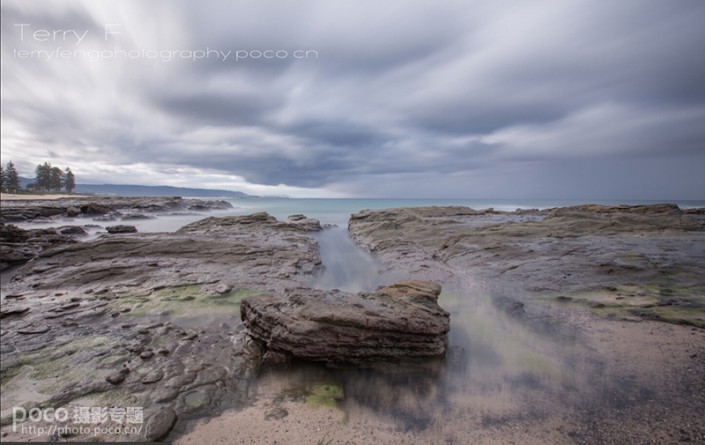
[0,164,5,192]
[49,166,64,192]
[35,162,51,191]
[64,167,76,193]
[5,161,20,193]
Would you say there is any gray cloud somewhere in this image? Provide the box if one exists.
[1,0,704,199]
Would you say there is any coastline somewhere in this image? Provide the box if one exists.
[1,199,704,444]
[0,193,94,201]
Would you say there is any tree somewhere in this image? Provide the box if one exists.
[0,164,4,192]
[64,167,75,193]
[49,166,64,192]
[4,161,20,193]
[35,162,51,191]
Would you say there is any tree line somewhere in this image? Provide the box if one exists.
[0,161,76,193]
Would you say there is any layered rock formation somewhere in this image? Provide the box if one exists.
[0,196,233,223]
[0,212,322,442]
[0,223,77,270]
[241,280,450,366]
[349,204,705,325]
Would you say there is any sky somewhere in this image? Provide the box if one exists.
[1,0,704,199]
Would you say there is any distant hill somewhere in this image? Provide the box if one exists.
[74,184,250,198]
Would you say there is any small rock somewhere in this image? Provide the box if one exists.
[106,225,138,234]
[215,284,232,295]
[141,369,164,384]
[66,207,81,217]
[58,226,89,237]
[145,407,177,442]
[264,406,289,421]
[106,373,126,385]
[140,350,155,360]
[157,348,170,355]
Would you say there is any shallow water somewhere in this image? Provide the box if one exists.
[309,226,405,293]
[243,225,658,439]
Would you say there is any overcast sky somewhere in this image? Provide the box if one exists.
[1,0,704,199]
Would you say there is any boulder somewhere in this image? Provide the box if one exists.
[241,280,450,366]
[287,214,323,231]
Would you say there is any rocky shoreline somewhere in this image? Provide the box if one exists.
[1,200,704,444]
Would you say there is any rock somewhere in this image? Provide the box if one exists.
[145,407,177,442]
[105,372,126,385]
[1,196,233,224]
[157,348,170,356]
[80,203,113,216]
[264,406,289,420]
[66,206,81,217]
[241,280,450,366]
[260,350,292,372]
[287,214,322,231]
[0,223,76,271]
[141,369,165,384]
[121,214,155,221]
[58,226,89,237]
[56,302,80,311]
[140,350,155,360]
[214,283,232,295]
[17,324,50,334]
[0,306,30,318]
[105,225,138,234]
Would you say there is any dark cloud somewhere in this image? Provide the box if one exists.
[2,0,704,198]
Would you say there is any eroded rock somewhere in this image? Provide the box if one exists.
[241,280,450,366]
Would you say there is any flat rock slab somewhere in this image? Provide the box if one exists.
[241,280,450,366]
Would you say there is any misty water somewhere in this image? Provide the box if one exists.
[252,224,655,439]
[310,226,404,293]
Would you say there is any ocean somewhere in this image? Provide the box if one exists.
[211,197,705,228]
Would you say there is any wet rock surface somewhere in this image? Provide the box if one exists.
[0,196,233,223]
[241,280,449,366]
[0,223,77,270]
[0,197,234,271]
[349,204,705,325]
[0,212,322,442]
[347,204,705,444]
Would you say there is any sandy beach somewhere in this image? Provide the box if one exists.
[1,193,93,201]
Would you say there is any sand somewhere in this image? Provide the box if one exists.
[173,313,705,445]
[0,193,92,201]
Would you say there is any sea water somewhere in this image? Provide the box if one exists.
[14,197,705,234]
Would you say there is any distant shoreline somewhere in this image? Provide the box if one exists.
[0,192,93,201]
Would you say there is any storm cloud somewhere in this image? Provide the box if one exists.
[2,0,704,198]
